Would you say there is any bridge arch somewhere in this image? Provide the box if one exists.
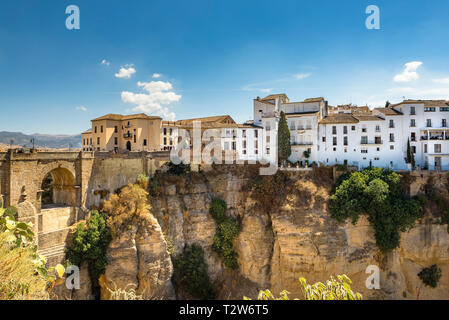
[37,162,77,208]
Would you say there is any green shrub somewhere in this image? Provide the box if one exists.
[172,244,215,300]
[329,167,423,252]
[65,211,112,294]
[209,198,240,269]
[418,264,442,288]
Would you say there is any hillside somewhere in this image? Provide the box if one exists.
[0,131,81,149]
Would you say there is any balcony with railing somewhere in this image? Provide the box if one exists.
[360,139,383,145]
[123,133,132,139]
[420,129,449,141]
[291,142,313,146]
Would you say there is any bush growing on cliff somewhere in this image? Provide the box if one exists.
[418,264,442,288]
[329,167,423,252]
[172,244,216,300]
[65,211,111,293]
[245,170,290,213]
[209,198,240,269]
[103,183,152,237]
[244,274,362,300]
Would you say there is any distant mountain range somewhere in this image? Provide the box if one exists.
[0,131,81,149]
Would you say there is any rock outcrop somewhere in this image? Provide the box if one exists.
[100,214,175,300]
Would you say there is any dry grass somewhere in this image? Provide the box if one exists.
[0,233,49,300]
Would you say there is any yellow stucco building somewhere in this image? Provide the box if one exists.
[81,113,162,152]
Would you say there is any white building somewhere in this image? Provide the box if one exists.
[388,100,449,170]
[251,94,449,171]
[253,94,327,165]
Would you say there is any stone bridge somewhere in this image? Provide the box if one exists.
[0,149,169,265]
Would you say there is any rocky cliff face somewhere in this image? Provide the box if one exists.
[149,167,449,300]
[61,166,449,300]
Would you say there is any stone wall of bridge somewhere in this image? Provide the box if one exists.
[0,149,169,266]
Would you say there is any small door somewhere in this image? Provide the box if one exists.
[435,157,442,168]
[126,141,132,151]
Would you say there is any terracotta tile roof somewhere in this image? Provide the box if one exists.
[374,107,403,116]
[303,97,325,103]
[353,114,384,122]
[319,114,359,124]
[261,93,288,101]
[173,115,235,126]
[92,113,162,121]
[391,100,449,107]
[255,99,275,106]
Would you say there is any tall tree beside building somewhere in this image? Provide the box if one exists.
[406,138,415,168]
[278,111,291,165]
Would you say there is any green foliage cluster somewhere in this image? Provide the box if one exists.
[168,162,191,175]
[329,167,423,252]
[418,264,442,288]
[303,149,311,159]
[245,274,362,300]
[65,211,112,290]
[172,244,216,300]
[209,198,240,269]
[277,111,291,164]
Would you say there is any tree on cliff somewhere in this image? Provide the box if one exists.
[278,111,291,165]
[329,167,422,252]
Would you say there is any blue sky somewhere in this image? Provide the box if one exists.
[1,0,449,134]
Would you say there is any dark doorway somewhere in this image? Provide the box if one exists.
[40,167,76,208]
[41,174,54,206]
[126,141,132,151]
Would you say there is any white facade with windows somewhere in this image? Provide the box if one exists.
[249,95,449,171]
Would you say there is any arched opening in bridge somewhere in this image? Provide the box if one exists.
[126,141,132,151]
[40,167,76,208]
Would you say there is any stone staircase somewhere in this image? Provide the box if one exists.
[39,244,66,267]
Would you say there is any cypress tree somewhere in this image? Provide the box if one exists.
[406,138,415,169]
[278,111,291,164]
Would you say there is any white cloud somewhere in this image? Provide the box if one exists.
[152,73,162,79]
[259,88,272,93]
[76,106,87,112]
[115,65,136,79]
[121,80,181,120]
[433,78,449,84]
[101,59,110,66]
[393,61,423,82]
[294,73,311,80]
